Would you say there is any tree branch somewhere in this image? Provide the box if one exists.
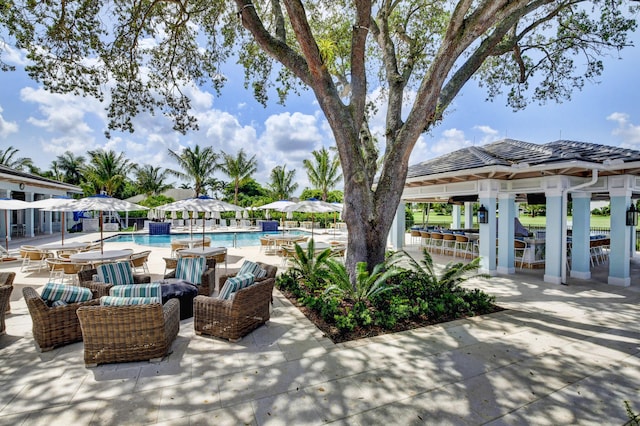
[234,0,312,86]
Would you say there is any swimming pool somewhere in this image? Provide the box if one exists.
[105,230,309,248]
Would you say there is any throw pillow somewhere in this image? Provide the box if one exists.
[100,296,158,306]
[218,273,255,300]
[109,283,162,303]
[41,282,93,304]
[175,257,206,284]
[97,261,135,285]
[238,260,263,277]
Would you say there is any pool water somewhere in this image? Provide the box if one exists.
[105,230,309,248]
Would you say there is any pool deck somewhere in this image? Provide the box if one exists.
[1,230,639,425]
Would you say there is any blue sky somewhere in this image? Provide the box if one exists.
[0,28,639,194]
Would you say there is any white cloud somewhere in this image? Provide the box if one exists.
[0,106,18,138]
[0,42,27,66]
[607,112,640,146]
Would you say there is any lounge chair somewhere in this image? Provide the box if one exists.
[0,272,15,334]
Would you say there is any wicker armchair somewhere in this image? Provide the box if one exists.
[217,262,277,294]
[164,257,216,297]
[77,268,151,297]
[194,278,275,342]
[22,287,99,352]
[77,299,180,367]
[0,272,15,313]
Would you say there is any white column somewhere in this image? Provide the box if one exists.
[608,185,632,286]
[478,180,499,276]
[570,193,591,280]
[451,205,461,229]
[388,202,406,250]
[497,193,516,274]
[464,201,474,229]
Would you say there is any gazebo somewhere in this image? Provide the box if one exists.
[397,139,640,287]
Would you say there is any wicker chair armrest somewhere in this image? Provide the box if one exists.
[79,281,114,298]
[164,271,176,279]
[133,274,151,284]
[163,299,180,342]
[194,294,232,311]
[200,268,215,296]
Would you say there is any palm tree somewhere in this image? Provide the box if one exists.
[55,151,86,185]
[0,146,33,171]
[82,149,132,196]
[167,145,219,196]
[303,147,342,201]
[268,165,298,200]
[134,164,173,196]
[205,177,227,199]
[218,148,258,205]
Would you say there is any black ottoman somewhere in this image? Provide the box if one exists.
[158,279,199,320]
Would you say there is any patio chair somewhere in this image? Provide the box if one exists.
[163,257,178,275]
[0,272,15,334]
[130,250,151,274]
[0,245,19,261]
[23,286,99,352]
[217,261,277,293]
[194,278,275,342]
[77,298,179,367]
[77,262,151,297]
[20,246,52,272]
[164,257,216,296]
[514,239,531,269]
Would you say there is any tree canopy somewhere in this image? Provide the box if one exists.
[2,0,637,274]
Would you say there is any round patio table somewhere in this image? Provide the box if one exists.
[178,246,227,272]
[175,237,210,248]
[69,249,134,266]
[36,241,91,252]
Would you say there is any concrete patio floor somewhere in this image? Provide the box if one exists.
[0,231,639,425]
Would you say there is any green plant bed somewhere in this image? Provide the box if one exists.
[275,245,504,343]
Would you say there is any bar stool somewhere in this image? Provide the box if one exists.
[454,235,471,259]
[442,233,457,256]
[430,232,444,254]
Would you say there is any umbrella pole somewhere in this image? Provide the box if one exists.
[4,210,8,251]
[202,212,206,247]
[61,211,65,245]
[100,211,104,254]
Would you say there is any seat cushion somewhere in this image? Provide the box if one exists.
[238,260,267,278]
[218,273,255,300]
[97,261,135,285]
[100,296,159,306]
[175,257,206,284]
[109,283,162,303]
[41,282,93,304]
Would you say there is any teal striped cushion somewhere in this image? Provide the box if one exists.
[41,282,93,304]
[238,261,262,277]
[100,296,158,306]
[97,262,134,285]
[218,273,255,300]
[109,284,161,303]
[175,257,206,284]
[51,300,68,307]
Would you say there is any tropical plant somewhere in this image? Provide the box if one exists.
[303,147,342,202]
[55,151,86,185]
[82,149,131,196]
[324,259,401,304]
[218,149,258,205]
[205,177,227,199]
[134,164,173,197]
[0,146,33,171]
[287,239,334,292]
[388,248,488,292]
[5,1,636,277]
[268,165,298,201]
[167,145,218,197]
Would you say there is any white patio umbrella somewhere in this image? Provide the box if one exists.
[48,194,148,253]
[171,210,178,220]
[159,196,244,246]
[282,199,342,237]
[259,200,296,234]
[0,198,31,250]
[30,195,74,245]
